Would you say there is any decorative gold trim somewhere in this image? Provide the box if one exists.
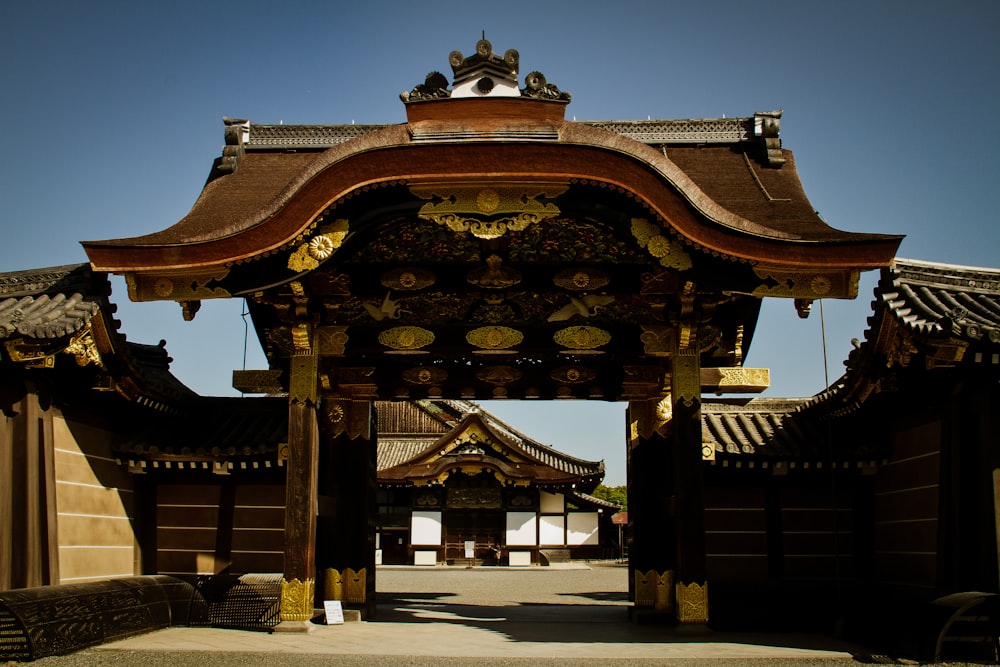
[751,267,859,299]
[550,365,596,384]
[631,218,692,270]
[553,268,610,291]
[411,181,568,240]
[288,220,349,272]
[280,577,315,622]
[476,365,523,385]
[640,326,674,356]
[553,326,611,350]
[466,255,522,289]
[671,349,700,409]
[322,567,366,604]
[635,570,674,612]
[289,350,318,406]
[129,269,231,302]
[316,326,349,356]
[466,326,523,350]
[381,267,436,291]
[402,366,448,385]
[65,325,103,368]
[676,581,709,624]
[716,367,770,389]
[378,326,434,351]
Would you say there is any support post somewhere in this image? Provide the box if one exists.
[671,345,709,625]
[626,397,676,618]
[317,397,377,619]
[278,342,320,631]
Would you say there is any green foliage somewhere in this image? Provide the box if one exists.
[591,484,627,510]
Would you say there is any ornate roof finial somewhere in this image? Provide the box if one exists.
[400,40,570,103]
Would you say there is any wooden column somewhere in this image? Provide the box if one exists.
[670,346,709,624]
[278,342,320,629]
[626,397,676,617]
[316,397,377,619]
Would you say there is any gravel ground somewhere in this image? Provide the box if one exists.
[10,564,992,666]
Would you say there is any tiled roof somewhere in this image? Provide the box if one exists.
[800,257,1000,420]
[702,398,818,458]
[570,490,622,511]
[85,110,899,264]
[879,258,1000,341]
[375,399,605,487]
[242,117,756,151]
[0,264,102,339]
[117,397,286,459]
[702,397,882,466]
[377,438,439,470]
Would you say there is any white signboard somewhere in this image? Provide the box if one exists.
[464,540,475,558]
[323,600,344,625]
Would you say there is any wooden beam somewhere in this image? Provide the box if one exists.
[699,367,770,394]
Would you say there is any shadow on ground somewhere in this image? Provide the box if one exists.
[372,590,861,655]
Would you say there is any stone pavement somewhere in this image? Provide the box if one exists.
[31,564,891,666]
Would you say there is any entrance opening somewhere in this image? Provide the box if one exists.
[373,400,628,626]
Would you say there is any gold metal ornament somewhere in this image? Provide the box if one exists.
[411,182,568,240]
[635,570,674,612]
[631,218,692,271]
[553,268,610,291]
[676,581,709,624]
[553,326,611,350]
[378,326,434,351]
[466,326,523,351]
[279,577,315,622]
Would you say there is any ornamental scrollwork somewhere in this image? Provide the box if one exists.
[553,326,611,350]
[466,326,523,351]
[287,219,349,272]
[279,577,315,622]
[411,183,568,240]
[65,326,103,368]
[378,326,434,351]
[676,581,709,624]
[631,218,692,271]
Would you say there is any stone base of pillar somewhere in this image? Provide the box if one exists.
[273,620,317,633]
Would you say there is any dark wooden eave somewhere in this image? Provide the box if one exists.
[799,257,1000,420]
[0,264,196,411]
[82,99,901,276]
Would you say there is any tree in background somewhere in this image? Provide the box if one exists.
[591,484,626,510]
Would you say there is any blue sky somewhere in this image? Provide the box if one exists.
[3,1,998,485]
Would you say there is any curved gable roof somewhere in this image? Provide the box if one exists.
[83,103,900,274]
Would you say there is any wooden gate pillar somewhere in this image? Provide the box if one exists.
[626,396,677,618]
[316,397,377,619]
[670,345,709,624]
[278,337,320,630]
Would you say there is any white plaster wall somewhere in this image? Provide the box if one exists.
[411,511,442,545]
[505,512,537,546]
[539,515,565,546]
[567,512,599,546]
